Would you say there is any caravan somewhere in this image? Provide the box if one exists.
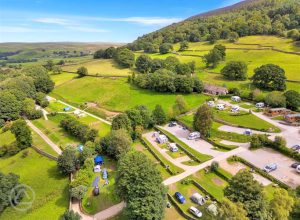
[231,96,241,102]
[168,143,178,152]
[256,102,265,109]
[188,132,200,140]
[216,103,225,110]
[231,105,240,112]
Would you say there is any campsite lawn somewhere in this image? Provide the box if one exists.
[213,109,280,132]
[81,156,121,214]
[51,77,208,112]
[62,59,131,77]
[0,130,15,146]
[133,141,171,179]
[0,148,69,220]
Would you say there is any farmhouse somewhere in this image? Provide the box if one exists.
[204,84,228,95]
[285,113,300,123]
[264,108,291,117]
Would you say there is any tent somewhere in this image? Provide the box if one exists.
[63,107,71,111]
[77,144,84,152]
[102,168,108,179]
[94,156,104,165]
[92,176,100,187]
[94,165,101,173]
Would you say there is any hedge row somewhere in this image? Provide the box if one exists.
[167,194,197,220]
[206,138,237,151]
[140,137,182,175]
[229,156,290,190]
[155,126,212,163]
[213,168,232,182]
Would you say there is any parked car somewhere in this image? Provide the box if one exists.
[291,162,300,168]
[188,132,200,140]
[263,163,277,173]
[291,145,300,151]
[244,129,253,135]
[175,192,186,204]
[256,102,265,108]
[168,121,177,127]
[189,206,203,218]
[297,165,300,174]
[207,101,215,107]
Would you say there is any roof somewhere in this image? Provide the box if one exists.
[191,193,204,199]
[285,113,300,118]
[268,108,288,112]
[204,84,228,93]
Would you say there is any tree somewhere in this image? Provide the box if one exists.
[218,199,248,220]
[111,114,132,132]
[221,61,248,80]
[270,189,294,220]
[125,109,143,129]
[287,29,300,40]
[116,151,166,220]
[43,60,55,71]
[228,32,239,42]
[172,95,188,116]
[175,63,192,75]
[0,172,23,213]
[224,170,269,220]
[101,129,132,159]
[0,91,21,121]
[265,91,286,108]
[135,105,153,129]
[36,92,49,108]
[203,49,222,68]
[210,161,219,172]
[115,48,135,67]
[77,67,88,77]
[193,104,213,138]
[163,56,180,72]
[152,105,166,125]
[252,64,286,91]
[136,55,152,73]
[192,77,204,93]
[179,41,189,51]
[159,43,173,54]
[70,185,88,200]
[284,90,300,110]
[214,44,226,60]
[60,210,81,220]
[11,120,32,150]
[52,66,62,74]
[57,147,77,175]
[22,98,43,120]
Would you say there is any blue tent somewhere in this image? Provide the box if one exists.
[94,156,104,165]
[63,107,71,111]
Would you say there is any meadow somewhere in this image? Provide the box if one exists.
[0,149,69,220]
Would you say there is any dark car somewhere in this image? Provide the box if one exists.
[168,121,177,127]
[175,192,186,204]
[291,145,300,151]
[291,162,300,168]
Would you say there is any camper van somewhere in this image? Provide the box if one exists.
[231,105,240,112]
[190,193,206,205]
[207,101,215,107]
[231,96,241,102]
[188,132,200,140]
[216,104,225,110]
[256,102,265,108]
[156,135,168,144]
[168,143,178,152]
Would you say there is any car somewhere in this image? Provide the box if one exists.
[168,121,177,127]
[263,163,277,173]
[188,132,200,140]
[175,192,185,204]
[291,145,300,151]
[291,162,300,168]
[297,165,300,174]
[189,206,203,218]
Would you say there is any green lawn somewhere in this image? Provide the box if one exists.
[50,72,76,87]
[0,130,15,146]
[82,157,121,214]
[45,100,72,113]
[62,59,131,77]
[51,77,208,112]
[31,129,58,156]
[214,109,280,132]
[0,149,69,220]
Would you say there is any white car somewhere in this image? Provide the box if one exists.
[297,165,300,174]
[263,163,277,173]
[188,132,200,140]
[189,206,202,218]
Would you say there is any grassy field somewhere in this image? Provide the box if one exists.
[51,76,208,112]
[214,109,280,132]
[50,72,77,87]
[0,148,69,220]
[0,130,15,146]
[82,156,121,214]
[62,59,131,77]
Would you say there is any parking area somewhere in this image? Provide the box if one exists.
[162,124,224,158]
[238,148,300,188]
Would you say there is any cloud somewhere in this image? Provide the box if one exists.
[91,16,182,25]
[67,26,109,33]
[33,17,69,25]
[0,26,57,33]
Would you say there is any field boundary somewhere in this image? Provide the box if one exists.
[31,145,58,161]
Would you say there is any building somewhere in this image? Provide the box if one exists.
[156,135,168,144]
[285,113,300,123]
[204,84,228,95]
[264,108,291,117]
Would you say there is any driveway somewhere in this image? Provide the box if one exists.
[237,148,300,188]
[161,125,223,157]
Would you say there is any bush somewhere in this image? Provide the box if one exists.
[210,161,219,172]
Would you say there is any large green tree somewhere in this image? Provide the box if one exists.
[0,91,21,121]
[11,120,32,150]
[57,147,78,175]
[159,43,173,54]
[270,189,294,220]
[115,48,135,67]
[111,113,132,132]
[193,104,213,137]
[221,61,248,80]
[77,67,88,77]
[116,151,166,220]
[265,91,286,108]
[152,105,167,125]
[252,64,286,91]
[218,199,248,220]
[136,55,152,73]
[284,90,300,110]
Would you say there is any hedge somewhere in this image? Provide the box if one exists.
[155,126,212,163]
[229,156,290,190]
[213,168,232,182]
[140,137,183,175]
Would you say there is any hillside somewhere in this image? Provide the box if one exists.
[128,0,300,50]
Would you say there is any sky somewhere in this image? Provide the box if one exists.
[0,0,243,43]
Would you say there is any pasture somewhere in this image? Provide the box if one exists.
[0,148,69,220]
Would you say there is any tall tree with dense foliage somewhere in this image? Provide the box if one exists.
[228,32,239,42]
[218,199,248,220]
[60,210,81,220]
[101,129,132,159]
[0,91,21,121]
[179,41,189,51]
[116,151,166,220]
[77,67,88,77]
[224,170,269,220]
[136,55,152,73]
[0,172,23,213]
[11,120,32,150]
[193,104,213,137]
[284,90,300,110]
[111,113,132,132]
[152,105,167,125]
[203,48,222,68]
[269,189,294,220]
[57,147,78,175]
[172,95,188,116]
[115,48,135,67]
[252,64,286,91]
[159,43,173,54]
[265,91,286,107]
[221,61,248,80]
